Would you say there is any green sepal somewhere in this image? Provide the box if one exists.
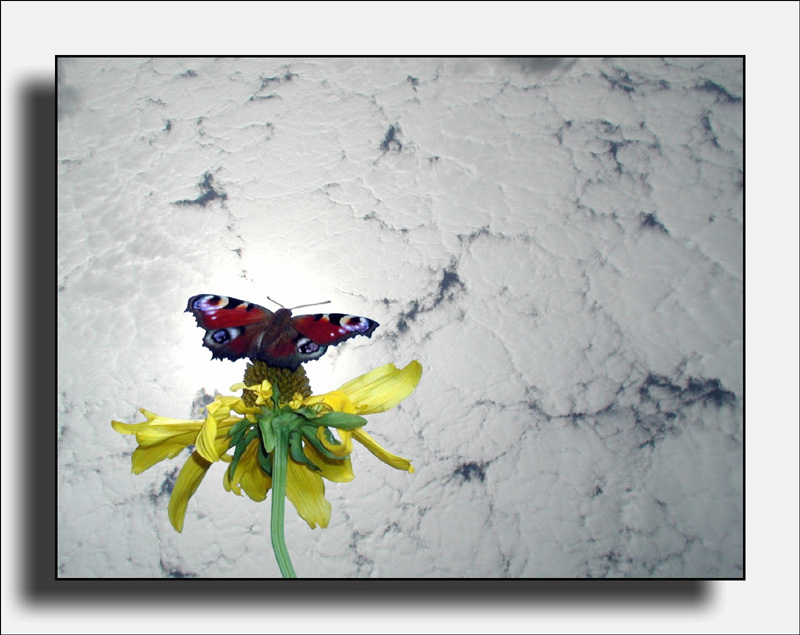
[228,427,260,479]
[258,413,277,453]
[228,417,251,437]
[299,425,349,461]
[288,430,320,472]
[243,426,261,447]
[227,442,246,480]
[228,428,245,449]
[227,419,254,447]
[311,411,367,431]
[291,405,323,421]
[257,440,272,475]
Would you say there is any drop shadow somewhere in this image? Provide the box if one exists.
[20,80,58,599]
[33,66,715,609]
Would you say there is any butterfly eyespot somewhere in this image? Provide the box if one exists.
[212,329,231,343]
[193,294,227,311]
[297,337,320,354]
[206,326,243,346]
[334,315,373,333]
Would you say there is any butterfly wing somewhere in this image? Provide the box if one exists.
[187,294,273,329]
[269,312,379,369]
[186,294,277,362]
[292,313,379,346]
[187,295,379,370]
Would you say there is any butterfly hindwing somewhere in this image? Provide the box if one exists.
[186,294,379,370]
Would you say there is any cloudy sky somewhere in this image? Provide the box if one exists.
[4,2,799,634]
[58,53,745,580]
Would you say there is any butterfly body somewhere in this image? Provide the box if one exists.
[186,294,379,370]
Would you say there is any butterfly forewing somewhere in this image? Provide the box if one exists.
[187,294,273,328]
[293,313,379,345]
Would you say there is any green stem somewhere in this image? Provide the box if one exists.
[270,425,297,578]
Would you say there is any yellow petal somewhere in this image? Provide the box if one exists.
[335,361,422,415]
[168,451,212,533]
[196,412,222,462]
[210,395,259,417]
[215,395,249,410]
[304,441,355,483]
[303,390,357,414]
[317,427,354,458]
[131,426,200,447]
[113,414,203,473]
[130,438,194,474]
[224,438,271,502]
[352,428,415,473]
[197,398,246,462]
[112,414,203,444]
[242,381,273,406]
[285,459,331,529]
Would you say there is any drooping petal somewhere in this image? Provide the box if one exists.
[316,427,354,458]
[352,428,415,473]
[196,415,221,463]
[224,438,271,502]
[285,458,332,529]
[129,436,195,474]
[197,397,250,462]
[303,440,355,483]
[168,451,213,533]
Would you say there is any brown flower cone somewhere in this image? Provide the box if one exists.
[242,361,312,406]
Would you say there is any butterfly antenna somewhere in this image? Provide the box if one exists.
[289,300,332,311]
[266,296,286,309]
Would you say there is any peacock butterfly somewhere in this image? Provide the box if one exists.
[186,294,379,370]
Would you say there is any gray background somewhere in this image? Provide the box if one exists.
[2,2,798,633]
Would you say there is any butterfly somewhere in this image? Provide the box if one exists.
[186,294,379,370]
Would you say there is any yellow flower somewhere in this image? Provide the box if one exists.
[112,361,422,532]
